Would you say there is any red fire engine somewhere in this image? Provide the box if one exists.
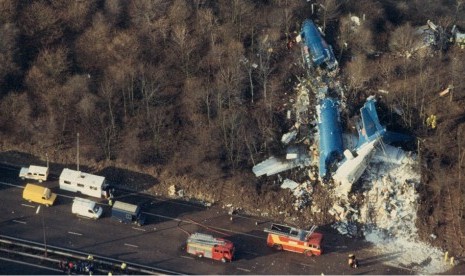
[186,232,235,262]
[264,223,323,256]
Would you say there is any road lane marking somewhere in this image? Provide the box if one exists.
[237,267,251,272]
[12,220,26,224]
[132,227,146,231]
[68,231,83,236]
[21,204,35,208]
[143,212,267,240]
[180,255,194,260]
[124,243,139,248]
[300,263,314,267]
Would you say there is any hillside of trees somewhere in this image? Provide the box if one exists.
[1,0,465,256]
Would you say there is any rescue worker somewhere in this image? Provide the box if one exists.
[67,261,75,274]
[108,188,115,206]
[120,262,127,271]
[348,254,358,268]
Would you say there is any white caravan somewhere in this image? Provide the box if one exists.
[72,197,103,219]
[59,168,108,198]
[19,165,49,182]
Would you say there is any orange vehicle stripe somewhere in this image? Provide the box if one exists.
[269,234,321,253]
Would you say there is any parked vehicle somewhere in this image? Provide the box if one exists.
[59,168,109,198]
[19,165,49,183]
[264,223,323,256]
[186,232,234,262]
[72,197,103,219]
[111,201,145,226]
[22,183,57,207]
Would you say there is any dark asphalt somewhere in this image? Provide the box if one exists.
[0,163,462,274]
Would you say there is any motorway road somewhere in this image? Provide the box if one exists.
[0,164,432,274]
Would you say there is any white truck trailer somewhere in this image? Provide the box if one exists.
[59,168,109,198]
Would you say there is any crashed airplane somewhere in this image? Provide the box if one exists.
[252,18,413,201]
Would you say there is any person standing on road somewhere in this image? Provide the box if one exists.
[348,254,359,268]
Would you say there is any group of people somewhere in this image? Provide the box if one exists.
[58,259,94,275]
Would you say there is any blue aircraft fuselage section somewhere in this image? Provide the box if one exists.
[301,19,337,69]
[317,98,344,179]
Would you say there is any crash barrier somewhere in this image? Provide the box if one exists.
[0,234,181,275]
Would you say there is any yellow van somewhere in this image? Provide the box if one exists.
[22,183,57,206]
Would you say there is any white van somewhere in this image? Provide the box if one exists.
[72,197,103,219]
[19,165,49,182]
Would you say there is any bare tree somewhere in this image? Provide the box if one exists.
[0,0,17,24]
[104,0,123,26]
[389,23,416,55]
[220,109,246,169]
[168,0,192,25]
[0,92,31,135]
[35,46,69,83]
[0,23,18,82]
[19,1,63,46]
[317,0,341,31]
[344,55,368,92]
[256,30,278,103]
[50,0,97,33]
[219,0,254,39]
[170,23,198,78]
[75,12,112,71]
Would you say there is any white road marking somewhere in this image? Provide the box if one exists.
[68,231,83,236]
[300,263,314,267]
[124,243,139,248]
[237,267,251,272]
[12,220,26,224]
[21,204,35,208]
[143,212,266,240]
[180,255,194,260]
[132,227,146,231]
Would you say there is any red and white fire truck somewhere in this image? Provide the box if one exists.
[264,223,323,256]
[186,232,235,262]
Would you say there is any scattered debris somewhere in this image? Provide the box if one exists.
[280,179,299,190]
[439,84,453,97]
[281,129,297,145]
[252,152,311,177]
[168,185,185,198]
[452,25,465,49]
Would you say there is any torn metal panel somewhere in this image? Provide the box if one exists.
[286,146,299,159]
[356,96,386,148]
[281,179,299,190]
[372,144,414,165]
[252,154,311,177]
[333,138,380,198]
[281,129,297,144]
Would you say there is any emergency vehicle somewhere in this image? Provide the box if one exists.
[264,223,323,256]
[186,232,235,263]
